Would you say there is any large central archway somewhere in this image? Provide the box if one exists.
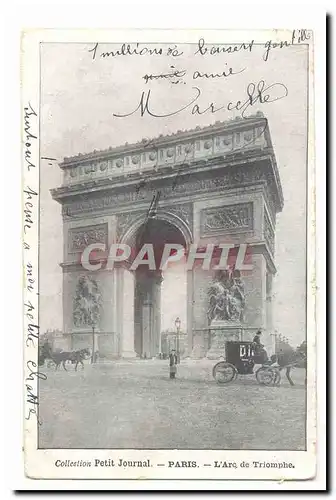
[130,217,188,358]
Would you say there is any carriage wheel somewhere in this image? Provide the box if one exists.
[47,359,56,369]
[213,362,237,384]
[255,367,279,386]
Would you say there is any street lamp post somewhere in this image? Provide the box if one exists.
[175,317,181,363]
[91,325,95,364]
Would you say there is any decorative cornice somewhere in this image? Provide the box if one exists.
[54,153,263,199]
[54,115,286,207]
[52,117,284,217]
[53,151,283,204]
[60,114,266,167]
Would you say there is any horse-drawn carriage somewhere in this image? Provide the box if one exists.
[212,340,281,386]
[38,341,91,371]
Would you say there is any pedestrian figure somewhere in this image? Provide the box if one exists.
[169,349,178,379]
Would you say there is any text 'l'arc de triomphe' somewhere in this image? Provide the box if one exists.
[51,113,283,359]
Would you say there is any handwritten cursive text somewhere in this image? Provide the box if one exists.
[23,186,38,235]
[25,361,46,425]
[113,80,288,119]
[23,102,37,171]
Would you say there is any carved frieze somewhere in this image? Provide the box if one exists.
[201,202,253,237]
[68,223,108,253]
[264,211,275,255]
[62,165,269,218]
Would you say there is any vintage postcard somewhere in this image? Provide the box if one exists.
[22,27,317,483]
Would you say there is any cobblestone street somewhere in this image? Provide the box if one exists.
[38,359,306,450]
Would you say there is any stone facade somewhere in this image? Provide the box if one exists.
[51,114,283,359]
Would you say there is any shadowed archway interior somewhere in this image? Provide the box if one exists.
[132,218,187,357]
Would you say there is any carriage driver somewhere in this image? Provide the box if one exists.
[252,330,263,346]
[252,330,268,364]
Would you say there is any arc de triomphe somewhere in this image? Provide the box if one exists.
[51,113,283,359]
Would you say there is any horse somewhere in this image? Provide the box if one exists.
[269,351,306,386]
[38,341,53,366]
[50,348,91,371]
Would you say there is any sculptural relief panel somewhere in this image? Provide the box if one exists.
[68,223,108,253]
[200,202,253,237]
[207,270,245,324]
[73,276,102,328]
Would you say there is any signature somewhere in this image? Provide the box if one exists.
[113,80,288,120]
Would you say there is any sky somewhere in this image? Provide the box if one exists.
[39,39,308,345]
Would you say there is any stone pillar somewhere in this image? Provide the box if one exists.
[134,271,162,358]
[116,266,136,358]
[115,266,124,356]
[134,281,142,356]
[265,271,274,354]
[142,300,152,358]
[151,273,162,356]
[156,281,162,354]
[249,253,267,332]
[122,269,136,358]
[190,268,210,358]
[187,270,194,355]
[135,272,150,357]
[266,272,273,330]
[203,252,270,358]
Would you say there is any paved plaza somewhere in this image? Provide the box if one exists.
[38,359,306,450]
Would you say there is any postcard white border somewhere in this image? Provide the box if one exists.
[9,2,326,490]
